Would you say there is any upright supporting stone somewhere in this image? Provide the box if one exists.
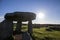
[15,20,22,34]
[0,19,13,40]
[28,20,33,35]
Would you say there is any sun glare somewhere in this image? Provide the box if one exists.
[37,12,45,19]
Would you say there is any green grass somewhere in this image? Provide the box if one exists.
[14,25,60,40]
[33,27,60,40]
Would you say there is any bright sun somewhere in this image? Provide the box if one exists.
[37,12,45,19]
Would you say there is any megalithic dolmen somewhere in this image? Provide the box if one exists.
[0,12,36,40]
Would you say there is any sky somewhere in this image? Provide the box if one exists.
[0,0,60,24]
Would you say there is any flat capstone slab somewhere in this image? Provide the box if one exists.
[5,12,36,21]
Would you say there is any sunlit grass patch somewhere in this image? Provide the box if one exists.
[33,27,60,40]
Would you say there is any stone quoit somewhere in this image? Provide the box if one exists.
[4,12,36,21]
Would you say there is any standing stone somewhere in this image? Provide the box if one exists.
[15,20,22,34]
[0,19,13,40]
[28,20,33,35]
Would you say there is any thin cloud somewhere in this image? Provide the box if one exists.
[0,16,4,19]
[0,16,4,22]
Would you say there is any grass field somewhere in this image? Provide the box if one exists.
[14,24,60,40]
[33,27,60,40]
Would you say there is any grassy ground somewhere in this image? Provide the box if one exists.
[14,24,60,40]
[33,27,60,40]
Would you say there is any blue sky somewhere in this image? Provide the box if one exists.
[0,0,60,24]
